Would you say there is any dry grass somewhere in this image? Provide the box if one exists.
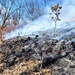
[1,60,52,75]
[1,60,40,75]
[0,25,15,44]
[0,22,24,45]
[31,68,52,75]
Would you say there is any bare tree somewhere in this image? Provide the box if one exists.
[0,0,24,26]
[23,0,44,20]
[0,0,14,26]
[0,0,24,43]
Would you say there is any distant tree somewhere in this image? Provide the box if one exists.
[50,4,62,32]
[23,0,44,20]
[43,0,52,6]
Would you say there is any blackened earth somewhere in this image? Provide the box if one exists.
[0,34,75,75]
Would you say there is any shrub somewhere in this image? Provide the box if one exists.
[50,4,62,32]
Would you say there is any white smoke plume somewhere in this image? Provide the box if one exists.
[5,0,75,40]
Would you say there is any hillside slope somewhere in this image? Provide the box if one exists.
[0,30,75,75]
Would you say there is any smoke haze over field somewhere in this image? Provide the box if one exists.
[5,0,75,40]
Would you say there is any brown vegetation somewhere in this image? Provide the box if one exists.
[0,24,15,45]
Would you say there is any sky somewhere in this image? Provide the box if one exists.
[4,0,75,39]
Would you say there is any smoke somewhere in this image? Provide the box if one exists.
[5,0,75,40]
[45,0,75,26]
[60,0,75,23]
[5,15,53,39]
